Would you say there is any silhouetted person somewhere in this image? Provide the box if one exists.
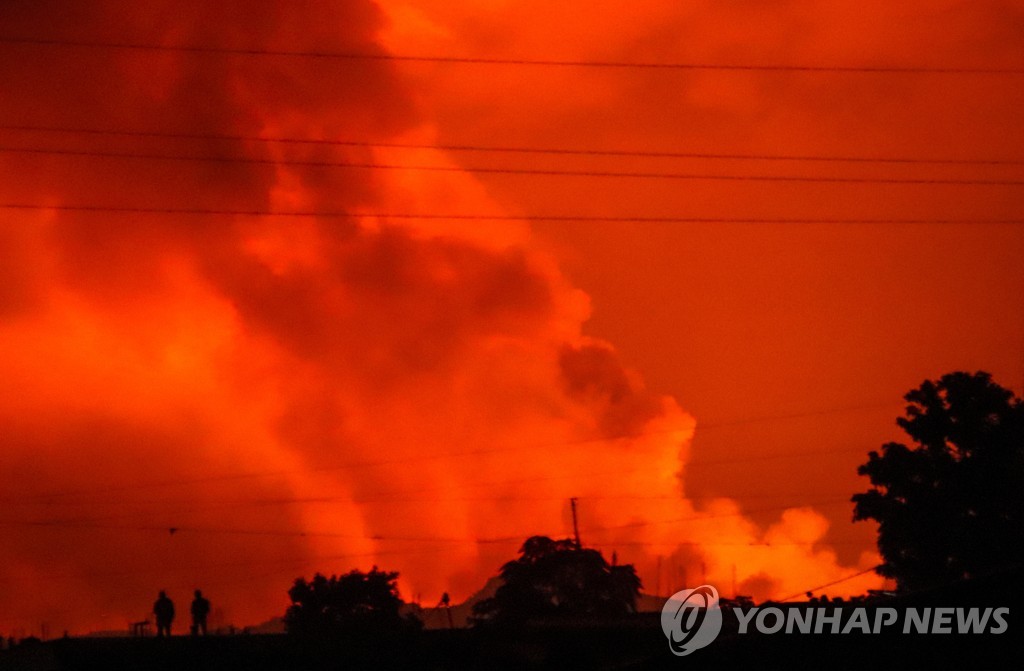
[153,591,175,637]
[191,590,210,636]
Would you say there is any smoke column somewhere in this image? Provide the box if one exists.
[0,1,880,634]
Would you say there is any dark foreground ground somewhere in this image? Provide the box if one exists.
[0,622,1019,671]
[2,570,1021,670]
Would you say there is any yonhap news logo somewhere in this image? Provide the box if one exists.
[660,585,723,656]
[661,585,1009,656]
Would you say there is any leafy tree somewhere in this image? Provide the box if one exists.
[853,371,1024,592]
[472,536,641,624]
[284,567,410,635]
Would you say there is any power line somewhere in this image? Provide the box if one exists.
[594,538,871,548]
[0,517,522,543]
[2,36,1022,74]
[0,455,847,509]
[1,204,1022,225]
[2,490,856,509]
[0,498,855,542]
[66,547,456,580]
[0,400,892,504]
[0,440,872,506]
[580,498,853,534]
[777,565,883,602]
[4,124,1023,166]
[65,539,877,582]
[0,400,922,506]
[19,491,856,532]
[1,463,660,504]
[7,498,856,536]
[24,532,881,590]
[688,446,866,468]
[695,402,897,428]
[4,145,1024,185]
[0,441,867,511]
[0,485,858,528]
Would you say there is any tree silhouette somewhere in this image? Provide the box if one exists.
[472,536,641,624]
[284,567,409,635]
[853,371,1024,592]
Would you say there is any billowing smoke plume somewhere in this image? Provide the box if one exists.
[0,1,879,634]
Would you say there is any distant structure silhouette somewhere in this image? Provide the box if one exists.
[153,591,175,637]
[191,590,211,636]
[129,620,151,637]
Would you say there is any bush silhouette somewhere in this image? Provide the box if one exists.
[284,567,414,636]
[472,536,641,624]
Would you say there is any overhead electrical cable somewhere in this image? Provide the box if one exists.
[777,565,883,602]
[3,145,1024,185]
[2,36,1022,74]
[0,498,855,541]
[1,204,1021,225]
[3,124,1022,166]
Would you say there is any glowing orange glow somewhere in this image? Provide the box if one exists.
[3,0,1023,636]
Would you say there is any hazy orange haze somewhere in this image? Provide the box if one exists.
[3,0,1024,635]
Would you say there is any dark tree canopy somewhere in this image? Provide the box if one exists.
[284,567,408,635]
[853,371,1024,592]
[472,536,641,624]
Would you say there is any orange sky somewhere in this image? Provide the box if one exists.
[1,1,1023,636]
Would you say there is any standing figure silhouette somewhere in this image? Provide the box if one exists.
[153,591,175,637]
[191,590,211,636]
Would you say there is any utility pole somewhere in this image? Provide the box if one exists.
[570,497,582,549]
[439,592,454,629]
